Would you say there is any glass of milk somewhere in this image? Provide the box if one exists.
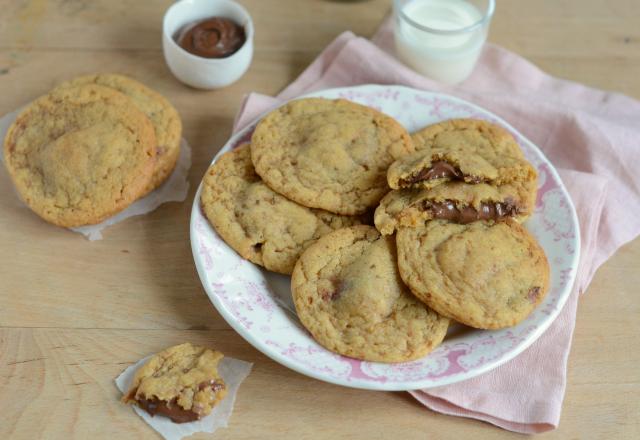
[393,0,495,84]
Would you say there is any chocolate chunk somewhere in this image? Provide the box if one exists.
[320,278,345,301]
[425,199,519,224]
[527,287,541,303]
[400,161,483,186]
[136,397,200,424]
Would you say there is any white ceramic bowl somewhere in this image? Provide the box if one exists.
[162,0,254,89]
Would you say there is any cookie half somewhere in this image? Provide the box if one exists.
[123,343,227,423]
[388,119,536,190]
[56,73,182,192]
[3,84,156,227]
[375,180,536,235]
[250,98,414,215]
[397,220,550,329]
[201,144,363,274]
[292,225,449,362]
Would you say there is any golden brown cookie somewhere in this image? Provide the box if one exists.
[201,144,364,274]
[396,220,550,329]
[292,225,449,362]
[3,84,156,227]
[374,180,536,235]
[56,73,182,191]
[250,98,414,215]
[123,343,227,423]
[388,119,536,190]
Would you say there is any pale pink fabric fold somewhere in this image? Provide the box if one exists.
[232,17,640,434]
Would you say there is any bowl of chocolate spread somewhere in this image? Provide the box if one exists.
[163,0,254,89]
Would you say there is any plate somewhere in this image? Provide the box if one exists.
[190,85,580,391]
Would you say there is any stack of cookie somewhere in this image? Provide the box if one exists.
[3,73,182,227]
[375,119,549,330]
[201,98,549,363]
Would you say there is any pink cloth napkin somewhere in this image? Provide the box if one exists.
[231,17,640,434]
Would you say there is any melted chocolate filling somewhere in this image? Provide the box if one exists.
[135,381,225,424]
[425,199,519,224]
[400,161,483,186]
[136,397,200,424]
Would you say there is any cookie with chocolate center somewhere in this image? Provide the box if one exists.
[123,343,227,423]
[292,225,449,362]
[396,219,550,329]
[374,180,536,235]
[388,119,536,190]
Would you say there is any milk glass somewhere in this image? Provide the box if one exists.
[393,0,495,84]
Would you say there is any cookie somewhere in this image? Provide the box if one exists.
[123,343,227,423]
[388,119,536,190]
[396,219,550,329]
[374,180,536,235]
[250,98,414,215]
[3,84,156,227]
[292,225,449,362]
[56,73,182,191]
[201,144,364,274]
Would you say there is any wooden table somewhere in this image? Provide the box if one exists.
[1,1,639,438]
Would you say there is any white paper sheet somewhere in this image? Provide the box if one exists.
[0,109,191,240]
[115,355,253,440]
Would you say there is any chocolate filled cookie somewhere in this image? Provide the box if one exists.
[201,144,364,274]
[396,220,550,329]
[292,225,449,362]
[250,98,414,215]
[388,119,536,190]
[374,180,536,235]
[123,343,227,423]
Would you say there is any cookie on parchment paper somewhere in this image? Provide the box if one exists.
[3,84,156,227]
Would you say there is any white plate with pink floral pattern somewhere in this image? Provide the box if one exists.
[190,85,580,391]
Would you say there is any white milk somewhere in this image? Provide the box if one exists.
[394,0,488,84]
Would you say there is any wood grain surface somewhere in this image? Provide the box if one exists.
[1,0,639,438]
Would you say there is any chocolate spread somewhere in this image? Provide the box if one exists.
[400,161,482,186]
[176,17,246,58]
[135,381,225,424]
[425,199,519,224]
[136,397,200,424]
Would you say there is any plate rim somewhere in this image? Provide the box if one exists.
[189,84,581,391]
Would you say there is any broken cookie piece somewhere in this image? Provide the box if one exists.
[122,343,228,423]
[388,147,536,190]
[388,118,537,190]
[394,158,486,188]
[374,181,535,235]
